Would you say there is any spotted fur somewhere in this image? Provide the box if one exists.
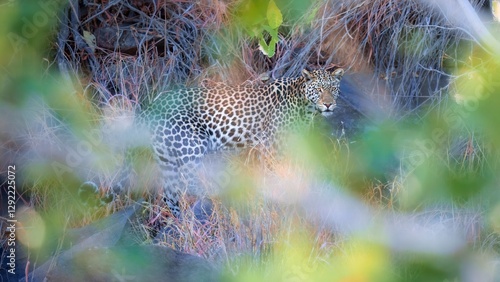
[99,68,344,217]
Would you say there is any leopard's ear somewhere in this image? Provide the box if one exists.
[301,69,313,80]
[331,68,344,78]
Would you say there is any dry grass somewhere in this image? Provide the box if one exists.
[142,148,345,271]
[4,0,500,280]
[57,0,488,113]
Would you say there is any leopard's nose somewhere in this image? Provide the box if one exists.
[324,103,333,109]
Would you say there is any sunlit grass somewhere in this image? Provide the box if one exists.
[2,0,500,281]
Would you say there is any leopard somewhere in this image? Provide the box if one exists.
[80,67,345,218]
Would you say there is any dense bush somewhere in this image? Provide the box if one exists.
[2,0,500,281]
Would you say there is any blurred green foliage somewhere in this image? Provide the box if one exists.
[2,0,500,281]
[0,0,110,268]
[401,48,500,210]
[0,0,65,105]
[233,0,313,57]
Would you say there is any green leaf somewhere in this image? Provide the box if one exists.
[258,25,279,57]
[267,0,283,29]
[262,25,278,38]
[259,35,276,57]
[83,30,96,52]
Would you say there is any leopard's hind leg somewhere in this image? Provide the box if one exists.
[152,114,209,217]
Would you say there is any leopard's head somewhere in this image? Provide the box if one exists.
[301,68,344,117]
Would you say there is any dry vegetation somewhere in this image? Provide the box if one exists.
[58,0,488,109]
[2,0,500,281]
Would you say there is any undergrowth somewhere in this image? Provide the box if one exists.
[2,0,500,281]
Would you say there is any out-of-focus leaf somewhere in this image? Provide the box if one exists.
[83,30,96,52]
[232,0,311,58]
[266,0,283,29]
